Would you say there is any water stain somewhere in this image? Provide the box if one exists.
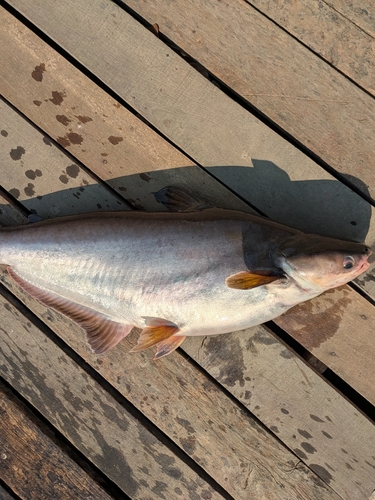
[301,442,317,454]
[108,135,123,145]
[24,183,35,197]
[1,130,8,137]
[140,173,151,182]
[309,464,332,483]
[56,115,71,126]
[9,188,20,199]
[57,136,70,147]
[276,286,351,349]
[66,164,80,178]
[75,115,92,124]
[24,169,42,180]
[310,414,324,423]
[32,63,46,82]
[10,146,25,161]
[298,428,313,439]
[59,175,69,184]
[204,336,246,387]
[57,133,83,147]
[43,136,52,146]
[33,100,42,107]
[49,91,66,105]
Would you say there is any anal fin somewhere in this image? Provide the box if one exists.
[7,267,132,354]
[130,322,179,353]
[154,335,186,359]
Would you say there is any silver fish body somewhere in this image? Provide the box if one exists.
[0,208,371,357]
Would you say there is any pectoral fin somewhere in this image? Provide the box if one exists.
[225,271,282,290]
[130,322,179,352]
[7,267,133,354]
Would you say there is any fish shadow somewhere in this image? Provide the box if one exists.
[0,160,371,244]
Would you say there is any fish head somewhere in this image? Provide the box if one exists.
[272,234,372,292]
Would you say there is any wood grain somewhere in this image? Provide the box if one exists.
[0,206,341,500]
[1,4,374,429]
[183,327,375,500]
[116,0,375,202]
[0,484,17,500]
[0,380,115,500]
[322,0,375,38]
[249,0,375,95]
[0,8,251,215]
[0,98,128,218]
[3,2,375,296]
[0,291,223,500]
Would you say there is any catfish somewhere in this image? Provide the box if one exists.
[0,188,371,358]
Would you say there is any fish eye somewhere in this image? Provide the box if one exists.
[343,256,355,269]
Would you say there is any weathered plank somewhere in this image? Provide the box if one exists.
[0,484,17,500]
[0,380,116,500]
[183,327,375,500]
[0,98,127,218]
[0,207,341,500]
[116,0,375,202]
[0,8,250,215]
[249,0,375,95]
[275,285,375,404]
[3,2,375,291]
[0,291,223,500]
[1,6,374,416]
[323,0,375,38]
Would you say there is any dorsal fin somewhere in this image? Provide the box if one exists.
[7,267,132,354]
[153,186,211,212]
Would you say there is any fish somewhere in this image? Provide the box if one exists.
[0,187,371,359]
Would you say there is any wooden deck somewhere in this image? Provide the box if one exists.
[0,1,374,498]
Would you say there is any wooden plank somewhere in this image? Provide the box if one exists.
[115,0,375,203]
[0,380,116,500]
[183,327,375,500]
[0,208,341,500]
[0,98,127,218]
[275,284,375,404]
[248,0,375,95]
[0,484,17,500]
[3,2,375,292]
[0,8,250,215]
[1,4,375,406]
[0,290,224,500]
[322,1,375,38]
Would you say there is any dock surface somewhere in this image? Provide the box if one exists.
[1,1,375,499]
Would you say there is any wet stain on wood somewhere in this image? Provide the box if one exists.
[277,287,352,349]
[25,169,42,180]
[57,133,83,147]
[49,91,66,105]
[66,164,80,178]
[9,188,20,199]
[31,63,46,82]
[140,172,151,182]
[1,130,8,137]
[56,115,72,126]
[9,146,25,161]
[24,183,35,197]
[33,100,42,106]
[75,115,92,124]
[108,136,123,145]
